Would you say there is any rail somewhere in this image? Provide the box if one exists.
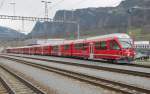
[2,54,150,78]
[0,64,45,94]
[1,55,150,94]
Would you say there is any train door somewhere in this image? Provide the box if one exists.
[41,46,44,55]
[29,48,30,55]
[89,42,94,59]
[59,45,61,56]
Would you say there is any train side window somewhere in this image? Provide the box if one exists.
[101,41,107,50]
[110,40,120,50]
[43,47,48,51]
[95,41,107,50]
[75,43,87,50]
[75,43,82,50]
[53,46,59,51]
[95,42,101,49]
[83,43,88,50]
[75,44,79,49]
[64,45,70,50]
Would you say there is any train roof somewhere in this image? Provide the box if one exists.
[86,33,131,41]
[6,45,42,49]
[6,46,30,49]
[63,40,74,44]
[73,39,85,43]
[6,33,132,50]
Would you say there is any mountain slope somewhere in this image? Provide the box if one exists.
[0,26,25,41]
[29,0,150,40]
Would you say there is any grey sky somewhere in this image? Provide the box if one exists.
[0,0,122,34]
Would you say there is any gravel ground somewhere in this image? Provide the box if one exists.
[135,61,150,66]
[0,58,121,94]
[2,55,150,90]
[7,54,150,74]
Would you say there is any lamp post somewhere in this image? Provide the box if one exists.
[77,21,80,39]
[9,2,16,16]
[41,1,51,39]
[41,0,51,18]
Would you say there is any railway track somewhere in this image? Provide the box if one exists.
[0,55,150,94]
[0,77,11,94]
[7,54,150,68]
[4,54,150,68]
[0,64,45,94]
[2,54,150,78]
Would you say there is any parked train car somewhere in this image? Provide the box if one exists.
[42,45,52,55]
[86,34,135,63]
[61,40,73,57]
[72,39,90,59]
[6,33,135,63]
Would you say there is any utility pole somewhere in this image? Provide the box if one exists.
[63,10,66,21]
[41,1,51,39]
[77,22,80,39]
[127,9,132,33]
[71,9,74,21]
[41,0,51,18]
[9,2,16,16]
[22,19,24,33]
[71,9,80,39]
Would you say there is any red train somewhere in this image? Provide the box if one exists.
[6,33,136,63]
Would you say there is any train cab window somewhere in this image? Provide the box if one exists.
[64,45,70,50]
[95,41,107,50]
[110,40,120,50]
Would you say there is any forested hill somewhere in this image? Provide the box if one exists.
[29,0,150,40]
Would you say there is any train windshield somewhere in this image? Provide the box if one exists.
[119,38,133,49]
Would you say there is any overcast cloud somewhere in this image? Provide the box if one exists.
[0,0,122,34]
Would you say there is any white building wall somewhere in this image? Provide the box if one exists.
[134,41,150,49]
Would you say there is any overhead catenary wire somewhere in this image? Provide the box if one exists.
[35,0,65,18]
[36,0,89,18]
[48,0,89,39]
[49,0,89,10]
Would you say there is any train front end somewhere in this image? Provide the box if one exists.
[117,37,136,63]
